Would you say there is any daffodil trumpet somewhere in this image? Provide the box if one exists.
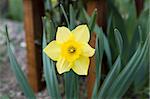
[43,25,95,75]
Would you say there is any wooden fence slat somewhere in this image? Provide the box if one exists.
[23,0,45,92]
[86,0,107,98]
[135,0,143,16]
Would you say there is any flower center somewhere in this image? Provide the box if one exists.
[68,46,76,53]
[61,39,81,62]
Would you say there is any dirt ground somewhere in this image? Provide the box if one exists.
[0,19,50,99]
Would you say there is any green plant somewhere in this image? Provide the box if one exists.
[5,0,149,98]
[6,26,35,99]
[106,0,149,97]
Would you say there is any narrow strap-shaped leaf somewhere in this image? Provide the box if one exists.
[64,73,72,99]
[98,55,121,99]
[42,31,53,96]
[92,27,104,99]
[80,8,97,33]
[45,17,56,42]
[42,19,61,99]
[115,36,149,98]
[64,71,79,99]
[103,35,112,67]
[88,9,97,33]
[106,36,149,98]
[94,25,112,67]
[133,36,149,90]
[69,4,76,30]
[81,8,90,22]
[6,27,36,99]
[114,29,123,55]
[108,0,128,47]
[105,44,141,98]
[138,26,143,43]
[132,30,149,91]
[71,74,79,99]
[60,4,70,27]
[106,13,112,34]
[95,27,104,79]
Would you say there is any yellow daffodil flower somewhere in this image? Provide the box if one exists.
[43,25,95,75]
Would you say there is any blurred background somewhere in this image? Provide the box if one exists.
[0,0,28,98]
[0,0,149,99]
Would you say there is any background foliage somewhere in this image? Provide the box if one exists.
[0,0,23,21]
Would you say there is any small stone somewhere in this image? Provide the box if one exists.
[20,42,26,48]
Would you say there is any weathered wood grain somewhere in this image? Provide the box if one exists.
[86,0,107,98]
[23,0,45,92]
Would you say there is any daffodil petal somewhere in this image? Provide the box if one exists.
[56,26,71,42]
[82,43,95,57]
[72,56,89,75]
[56,58,72,74]
[72,25,90,43]
[43,41,61,61]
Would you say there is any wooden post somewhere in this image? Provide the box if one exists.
[135,0,143,16]
[86,0,107,98]
[23,0,45,92]
[87,1,96,98]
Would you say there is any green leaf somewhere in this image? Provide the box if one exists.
[138,26,143,43]
[106,35,149,98]
[114,0,137,44]
[88,9,97,33]
[80,8,97,33]
[103,35,112,67]
[133,35,149,91]
[69,4,76,30]
[45,17,56,42]
[106,13,112,34]
[126,9,149,91]
[125,0,137,44]
[95,27,104,79]
[92,27,104,99]
[94,25,112,67]
[139,9,150,40]
[107,0,129,65]
[108,0,128,44]
[98,55,121,99]
[133,56,149,91]
[80,8,90,22]
[6,27,36,99]
[42,19,61,99]
[64,71,79,99]
[128,9,149,60]
[60,4,70,27]
[114,29,123,55]
[105,45,141,98]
